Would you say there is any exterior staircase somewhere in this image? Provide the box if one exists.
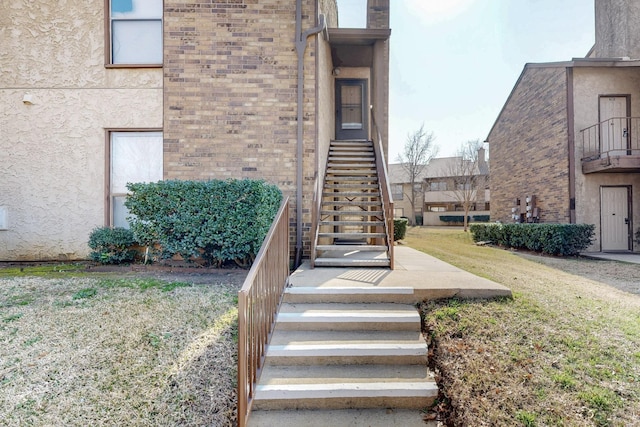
[247,282,438,426]
[313,140,392,268]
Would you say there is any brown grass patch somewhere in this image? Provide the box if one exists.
[0,273,243,426]
[406,227,640,427]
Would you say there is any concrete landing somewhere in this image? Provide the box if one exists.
[291,245,512,301]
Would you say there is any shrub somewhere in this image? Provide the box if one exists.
[88,227,138,264]
[394,218,408,241]
[469,223,595,256]
[439,215,470,224]
[125,179,282,267]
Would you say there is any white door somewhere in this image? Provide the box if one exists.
[601,186,630,251]
[599,96,628,156]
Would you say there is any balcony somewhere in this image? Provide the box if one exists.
[581,117,640,174]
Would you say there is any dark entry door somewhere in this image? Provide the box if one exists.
[336,79,368,140]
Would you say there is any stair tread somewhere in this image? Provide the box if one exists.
[259,364,430,384]
[315,245,387,251]
[278,302,417,314]
[319,220,383,226]
[318,232,386,237]
[247,408,432,427]
[314,258,391,268]
[324,183,379,188]
[320,211,383,215]
[322,201,381,206]
[254,381,438,398]
[269,329,421,344]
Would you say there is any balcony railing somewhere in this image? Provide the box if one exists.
[237,197,290,427]
[581,117,640,173]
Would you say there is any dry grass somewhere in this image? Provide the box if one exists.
[0,270,243,426]
[405,227,640,427]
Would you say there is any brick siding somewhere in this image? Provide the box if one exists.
[163,0,318,255]
[488,65,571,223]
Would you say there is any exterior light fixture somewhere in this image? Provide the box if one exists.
[22,93,34,105]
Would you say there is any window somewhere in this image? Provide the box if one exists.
[456,182,471,191]
[109,131,163,227]
[392,184,403,200]
[108,0,163,65]
[428,206,446,212]
[430,181,446,191]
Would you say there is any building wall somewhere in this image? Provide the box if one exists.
[594,0,640,59]
[488,65,570,224]
[163,0,321,256]
[0,1,162,260]
[572,66,640,251]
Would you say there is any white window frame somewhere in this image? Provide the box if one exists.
[107,0,163,66]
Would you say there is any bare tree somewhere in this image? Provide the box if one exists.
[396,124,438,224]
[449,139,484,232]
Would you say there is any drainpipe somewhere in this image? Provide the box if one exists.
[294,0,326,268]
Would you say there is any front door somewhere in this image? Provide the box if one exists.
[599,96,629,156]
[601,186,631,251]
[336,79,368,140]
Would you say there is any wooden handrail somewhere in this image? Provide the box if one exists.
[370,107,394,269]
[237,197,290,427]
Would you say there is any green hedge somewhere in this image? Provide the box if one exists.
[439,215,470,223]
[88,227,138,264]
[469,223,595,256]
[125,179,282,267]
[394,218,408,241]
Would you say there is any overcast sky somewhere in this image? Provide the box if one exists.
[337,0,595,160]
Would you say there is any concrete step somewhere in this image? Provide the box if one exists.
[318,232,386,239]
[327,163,376,168]
[326,168,376,173]
[247,408,435,427]
[329,156,375,162]
[275,303,417,331]
[314,244,387,252]
[259,364,431,385]
[324,183,379,189]
[325,176,378,182]
[322,201,381,207]
[320,210,383,216]
[284,285,414,303]
[314,258,390,268]
[265,330,426,365]
[319,220,384,227]
[251,380,438,410]
[321,191,380,198]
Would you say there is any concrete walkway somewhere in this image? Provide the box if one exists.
[247,246,511,427]
[581,252,640,264]
[290,245,512,302]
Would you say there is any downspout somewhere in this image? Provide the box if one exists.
[294,0,326,268]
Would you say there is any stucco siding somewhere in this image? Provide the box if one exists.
[0,1,162,260]
[489,66,570,224]
[572,67,640,251]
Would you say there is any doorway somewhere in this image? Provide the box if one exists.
[599,95,630,156]
[600,186,631,251]
[335,79,368,140]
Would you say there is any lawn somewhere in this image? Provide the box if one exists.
[0,266,242,426]
[406,227,640,427]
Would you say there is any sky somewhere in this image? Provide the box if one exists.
[337,0,595,160]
